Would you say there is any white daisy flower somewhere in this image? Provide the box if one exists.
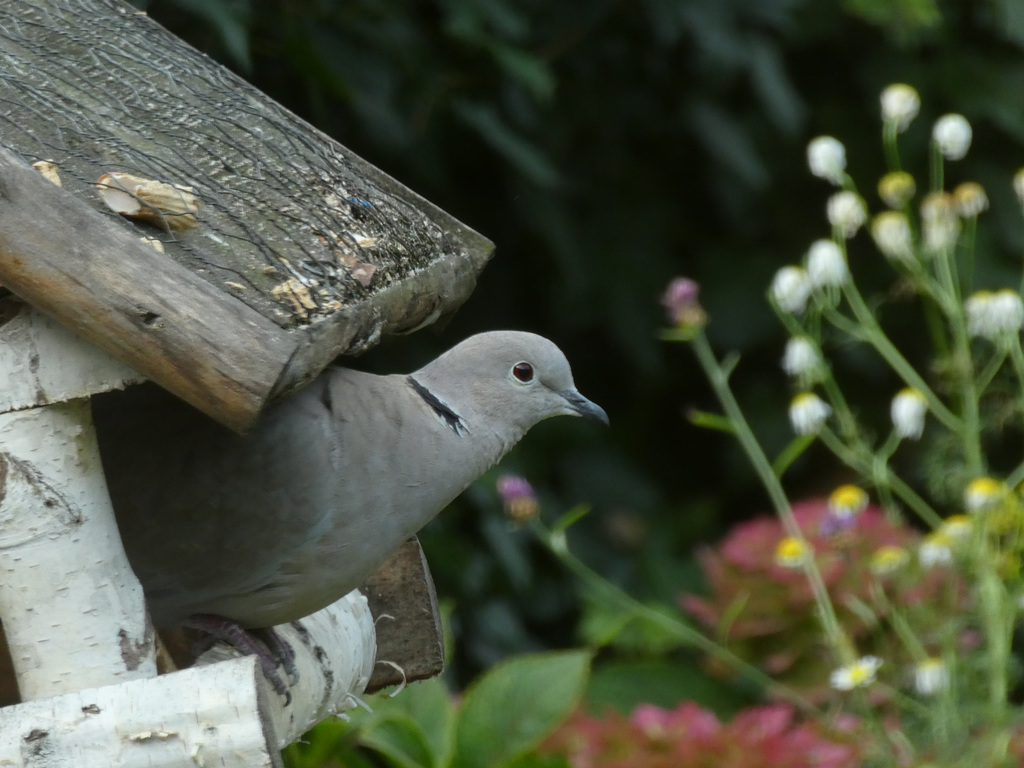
[806,239,849,288]
[965,290,1024,341]
[877,171,916,209]
[914,657,950,696]
[781,337,821,378]
[831,656,883,690]
[964,476,1006,512]
[939,515,972,541]
[933,114,972,161]
[770,266,812,314]
[789,392,832,435]
[774,536,811,568]
[880,84,920,132]
[891,388,927,440]
[827,191,868,239]
[828,484,868,519]
[1014,169,1024,208]
[870,545,910,576]
[807,136,847,185]
[953,182,988,218]
[921,192,961,252]
[871,211,915,264]
[919,531,953,568]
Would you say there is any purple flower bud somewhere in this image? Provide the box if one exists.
[661,277,707,329]
[496,475,539,521]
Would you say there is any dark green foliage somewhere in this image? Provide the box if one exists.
[132,0,1024,694]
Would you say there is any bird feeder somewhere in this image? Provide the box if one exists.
[0,0,485,763]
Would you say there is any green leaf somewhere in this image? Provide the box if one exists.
[361,716,439,768]
[453,100,561,188]
[551,504,591,534]
[586,658,751,717]
[169,0,251,70]
[452,650,592,768]
[368,678,457,767]
[578,597,687,656]
[490,44,556,102]
[686,410,736,434]
[771,433,817,477]
[282,720,372,768]
[746,39,804,135]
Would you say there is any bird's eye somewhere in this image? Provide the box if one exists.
[512,362,534,383]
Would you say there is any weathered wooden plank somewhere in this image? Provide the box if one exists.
[361,538,445,692]
[0,0,493,419]
[0,146,295,431]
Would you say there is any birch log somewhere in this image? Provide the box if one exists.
[0,400,156,700]
[0,593,376,767]
[192,590,377,749]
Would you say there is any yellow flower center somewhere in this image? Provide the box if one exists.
[965,476,1005,511]
[829,484,868,517]
[870,545,909,575]
[774,536,810,567]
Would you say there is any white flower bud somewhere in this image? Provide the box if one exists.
[919,531,953,568]
[880,84,920,132]
[827,191,867,239]
[781,337,821,378]
[871,211,915,264]
[921,192,961,252]
[914,658,950,696]
[806,239,849,288]
[1014,169,1024,208]
[891,388,927,440]
[807,136,846,185]
[953,182,988,218]
[789,392,832,435]
[933,114,972,161]
[966,289,1024,341]
[770,266,812,314]
[878,171,916,209]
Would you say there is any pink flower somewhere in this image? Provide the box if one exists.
[679,498,961,702]
[544,701,861,767]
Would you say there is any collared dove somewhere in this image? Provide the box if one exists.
[93,331,607,632]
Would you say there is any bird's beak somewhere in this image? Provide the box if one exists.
[559,389,609,426]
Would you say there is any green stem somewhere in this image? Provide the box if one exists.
[839,284,962,432]
[930,141,944,193]
[817,427,943,528]
[961,217,977,297]
[820,371,859,444]
[976,517,1010,715]
[883,121,901,172]
[691,332,847,653]
[975,347,1009,395]
[933,247,984,477]
[538,521,820,713]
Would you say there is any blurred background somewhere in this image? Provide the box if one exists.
[129,0,1024,711]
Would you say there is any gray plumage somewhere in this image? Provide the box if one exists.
[94,331,607,629]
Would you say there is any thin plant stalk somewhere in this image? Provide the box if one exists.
[689,330,848,657]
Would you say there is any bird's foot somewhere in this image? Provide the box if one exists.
[184,614,297,703]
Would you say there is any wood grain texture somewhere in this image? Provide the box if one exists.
[0,0,493,415]
[0,145,295,431]
[361,538,445,692]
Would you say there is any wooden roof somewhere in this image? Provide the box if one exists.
[0,0,493,431]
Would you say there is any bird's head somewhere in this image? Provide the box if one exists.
[412,331,608,434]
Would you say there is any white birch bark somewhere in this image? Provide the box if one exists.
[0,593,377,767]
[192,590,377,749]
[0,400,156,700]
